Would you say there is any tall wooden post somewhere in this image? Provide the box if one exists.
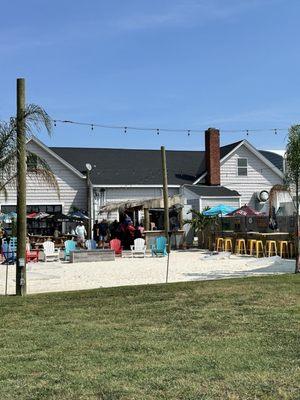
[143,208,150,231]
[16,78,27,296]
[161,146,170,242]
[86,169,91,239]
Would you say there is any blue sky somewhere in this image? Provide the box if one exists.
[0,0,299,151]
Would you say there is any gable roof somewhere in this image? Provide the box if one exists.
[50,140,284,186]
[259,150,284,171]
[184,184,240,197]
[193,139,284,184]
[28,136,85,179]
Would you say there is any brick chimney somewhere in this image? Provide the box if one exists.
[205,127,220,186]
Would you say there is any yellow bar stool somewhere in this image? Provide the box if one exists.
[278,241,289,258]
[235,238,246,255]
[288,241,295,259]
[224,237,233,252]
[216,237,224,252]
[255,240,265,257]
[248,239,257,256]
[265,240,277,257]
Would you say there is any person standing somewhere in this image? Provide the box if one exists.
[98,219,108,248]
[75,221,87,247]
[93,220,99,242]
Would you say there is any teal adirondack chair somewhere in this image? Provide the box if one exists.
[151,236,167,257]
[64,240,76,260]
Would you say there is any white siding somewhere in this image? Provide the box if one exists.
[0,140,87,214]
[182,188,240,212]
[201,197,240,210]
[220,145,283,207]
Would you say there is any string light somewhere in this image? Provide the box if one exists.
[52,118,289,136]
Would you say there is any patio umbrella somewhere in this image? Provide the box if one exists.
[49,213,72,222]
[35,212,50,220]
[203,205,237,240]
[0,212,17,223]
[68,211,89,220]
[27,212,38,219]
[203,204,237,216]
[226,205,264,217]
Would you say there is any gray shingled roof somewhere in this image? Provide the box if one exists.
[184,185,240,197]
[50,140,283,185]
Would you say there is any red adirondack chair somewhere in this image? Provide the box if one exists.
[110,239,122,255]
[26,243,39,263]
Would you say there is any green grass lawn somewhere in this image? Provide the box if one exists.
[0,275,299,400]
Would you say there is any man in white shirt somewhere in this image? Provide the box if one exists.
[75,222,87,247]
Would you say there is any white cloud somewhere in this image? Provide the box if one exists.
[109,0,278,32]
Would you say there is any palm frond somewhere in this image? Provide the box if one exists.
[0,175,15,200]
[27,151,60,198]
[0,103,58,197]
[24,104,53,137]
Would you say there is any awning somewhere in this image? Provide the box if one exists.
[99,195,183,213]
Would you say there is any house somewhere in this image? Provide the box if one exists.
[0,128,284,233]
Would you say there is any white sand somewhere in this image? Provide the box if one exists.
[0,250,295,295]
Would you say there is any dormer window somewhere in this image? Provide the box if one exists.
[237,158,248,176]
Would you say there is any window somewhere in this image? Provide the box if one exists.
[237,158,248,176]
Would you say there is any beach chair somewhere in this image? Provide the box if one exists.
[26,243,39,263]
[130,238,146,257]
[9,237,17,253]
[1,242,16,264]
[85,239,97,250]
[151,236,167,257]
[110,238,122,255]
[43,241,60,262]
[64,240,76,261]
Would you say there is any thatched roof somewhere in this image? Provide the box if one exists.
[99,195,183,213]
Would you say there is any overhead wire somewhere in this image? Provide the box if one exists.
[52,118,289,136]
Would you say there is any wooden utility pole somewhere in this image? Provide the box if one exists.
[161,146,169,238]
[16,78,27,296]
[86,168,91,239]
[161,146,171,283]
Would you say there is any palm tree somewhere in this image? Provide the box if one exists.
[0,104,59,198]
[285,124,300,273]
[185,208,213,248]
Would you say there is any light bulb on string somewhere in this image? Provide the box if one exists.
[156,128,160,135]
[187,130,191,136]
[91,124,94,131]
[124,126,127,134]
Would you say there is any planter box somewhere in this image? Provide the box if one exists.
[69,249,115,263]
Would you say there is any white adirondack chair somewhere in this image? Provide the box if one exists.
[43,241,60,262]
[130,238,146,258]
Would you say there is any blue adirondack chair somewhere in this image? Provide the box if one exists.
[151,236,168,257]
[64,240,76,260]
[85,239,97,250]
[1,242,16,264]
